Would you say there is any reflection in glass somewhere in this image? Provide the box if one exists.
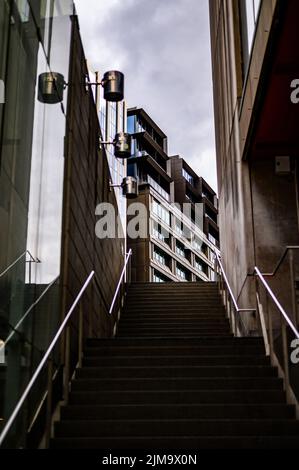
[240,0,262,74]
[0,0,73,447]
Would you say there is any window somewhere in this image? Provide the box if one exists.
[152,222,170,245]
[182,168,194,186]
[148,175,170,202]
[153,248,167,266]
[127,115,136,134]
[208,233,217,246]
[186,190,196,204]
[205,208,217,224]
[153,270,169,283]
[152,199,170,226]
[176,264,189,281]
[176,241,186,259]
[201,243,210,259]
[175,222,184,237]
[240,0,261,74]
[195,258,208,276]
[136,117,145,133]
[202,190,214,205]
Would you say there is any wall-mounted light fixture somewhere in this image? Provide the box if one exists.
[110,176,138,199]
[86,70,124,102]
[101,132,132,160]
[38,70,124,104]
[38,72,66,104]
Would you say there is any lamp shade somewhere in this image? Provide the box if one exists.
[38,72,65,104]
[103,70,124,102]
[114,132,132,159]
[122,177,138,199]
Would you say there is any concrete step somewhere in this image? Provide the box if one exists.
[120,318,228,325]
[85,337,264,348]
[69,389,286,405]
[122,309,226,315]
[71,377,283,392]
[125,300,224,306]
[76,365,277,379]
[123,309,225,315]
[119,318,229,329]
[82,355,270,367]
[61,403,296,421]
[50,435,299,449]
[128,283,218,288]
[84,344,265,356]
[117,331,232,338]
[54,419,299,438]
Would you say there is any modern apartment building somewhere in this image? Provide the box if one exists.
[209,0,299,326]
[171,156,219,247]
[127,107,219,283]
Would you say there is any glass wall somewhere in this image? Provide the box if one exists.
[240,0,262,74]
[0,0,73,447]
[98,83,127,234]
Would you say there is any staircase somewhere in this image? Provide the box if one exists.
[51,282,299,449]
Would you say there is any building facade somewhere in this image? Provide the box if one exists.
[171,156,219,247]
[209,0,299,330]
[127,107,219,283]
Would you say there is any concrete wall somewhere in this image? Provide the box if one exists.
[61,16,125,340]
[209,0,299,331]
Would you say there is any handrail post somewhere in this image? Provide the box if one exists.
[64,326,71,404]
[227,295,232,330]
[281,321,291,403]
[109,250,132,315]
[225,290,229,321]
[78,303,83,369]
[45,356,53,448]
[289,250,297,326]
[28,259,32,285]
[233,306,238,337]
[266,293,274,365]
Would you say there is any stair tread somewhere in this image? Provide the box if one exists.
[51,435,299,450]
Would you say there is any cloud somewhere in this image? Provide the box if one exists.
[75,0,217,192]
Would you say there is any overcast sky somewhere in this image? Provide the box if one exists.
[75,0,217,192]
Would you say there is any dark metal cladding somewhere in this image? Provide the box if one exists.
[114,132,132,159]
[103,70,124,102]
[38,72,65,104]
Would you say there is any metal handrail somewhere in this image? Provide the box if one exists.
[0,271,95,447]
[261,246,299,277]
[0,251,36,278]
[109,249,132,315]
[0,275,60,351]
[0,249,132,447]
[215,252,255,314]
[0,250,40,277]
[254,267,299,339]
[254,266,299,411]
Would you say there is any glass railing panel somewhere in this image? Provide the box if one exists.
[0,276,60,448]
